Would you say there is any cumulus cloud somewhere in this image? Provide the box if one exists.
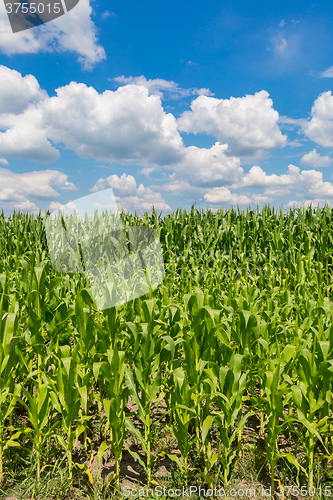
[0,168,77,212]
[168,142,243,187]
[160,179,193,195]
[203,187,251,205]
[90,174,171,213]
[113,75,213,100]
[0,105,60,162]
[231,164,333,199]
[0,68,292,178]
[3,66,330,213]
[305,91,333,147]
[300,149,332,168]
[200,163,333,209]
[0,0,105,69]
[41,83,184,166]
[47,201,65,212]
[177,90,287,157]
[0,69,184,165]
[288,199,331,209]
[231,165,292,189]
[0,65,47,114]
[91,173,138,195]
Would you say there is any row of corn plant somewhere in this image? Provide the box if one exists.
[0,206,333,494]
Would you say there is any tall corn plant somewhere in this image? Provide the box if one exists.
[211,353,251,485]
[0,311,21,484]
[93,347,128,486]
[291,342,333,488]
[124,300,165,488]
[47,344,86,480]
[257,348,299,493]
[167,365,197,487]
[16,381,59,485]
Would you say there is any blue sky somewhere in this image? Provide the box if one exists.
[1,0,333,214]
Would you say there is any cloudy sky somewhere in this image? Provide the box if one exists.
[0,0,333,214]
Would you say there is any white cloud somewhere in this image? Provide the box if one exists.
[90,174,171,213]
[251,194,272,203]
[0,105,60,162]
[278,115,308,130]
[264,188,292,197]
[169,142,243,186]
[0,68,291,182]
[139,166,156,176]
[3,198,40,212]
[160,179,193,195]
[320,66,333,78]
[267,22,301,61]
[3,66,333,213]
[0,65,47,114]
[200,163,333,208]
[91,173,137,195]
[231,164,291,188]
[47,201,65,212]
[203,187,251,205]
[275,38,288,54]
[0,0,105,69]
[0,168,77,212]
[177,90,287,157]
[113,75,214,100]
[288,199,331,209]
[305,91,333,147]
[0,72,185,165]
[300,149,332,168]
[102,11,117,19]
[41,83,184,166]
[286,140,304,147]
[231,164,333,199]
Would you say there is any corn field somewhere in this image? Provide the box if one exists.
[1,204,333,496]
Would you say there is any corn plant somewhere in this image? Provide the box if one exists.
[0,312,22,484]
[93,347,128,486]
[124,302,165,487]
[15,382,59,485]
[291,342,333,488]
[1,205,333,493]
[167,365,197,487]
[47,344,86,480]
[211,353,251,485]
[256,347,299,493]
